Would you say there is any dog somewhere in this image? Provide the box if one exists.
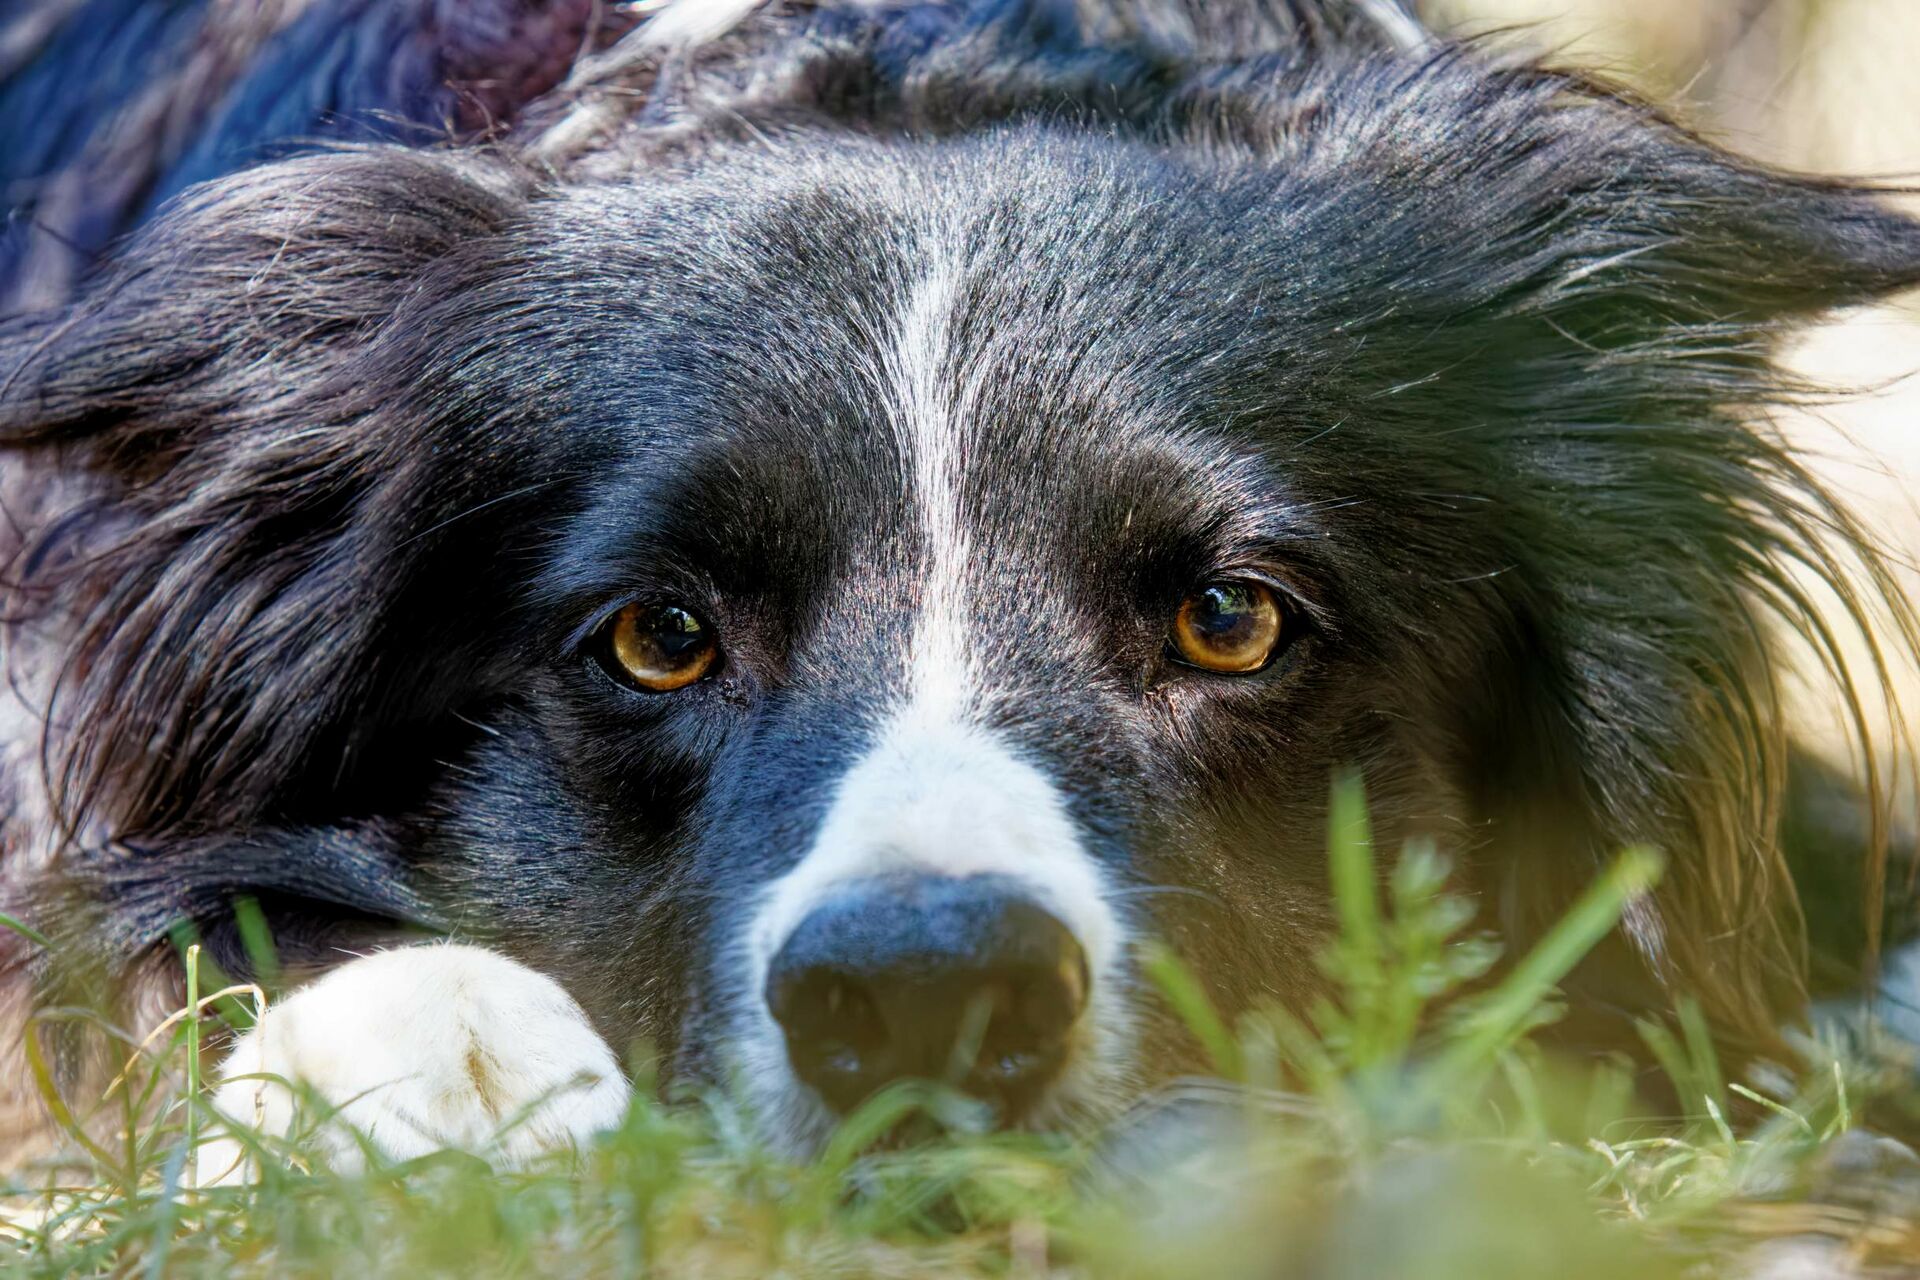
[2,0,1917,1168]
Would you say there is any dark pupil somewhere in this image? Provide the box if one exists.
[1193,585,1255,644]
[648,607,705,661]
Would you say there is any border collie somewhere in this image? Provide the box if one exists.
[2,0,1917,1166]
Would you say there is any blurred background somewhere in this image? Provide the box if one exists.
[1432,0,1920,775]
[1432,0,1920,176]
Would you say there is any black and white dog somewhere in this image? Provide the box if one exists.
[2,0,1917,1165]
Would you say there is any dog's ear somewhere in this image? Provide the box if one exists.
[0,148,534,840]
[1265,61,1920,335]
[1354,69,1920,1063]
[1509,94,1920,331]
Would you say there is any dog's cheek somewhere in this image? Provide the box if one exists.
[1129,698,1465,1036]
[404,714,710,1068]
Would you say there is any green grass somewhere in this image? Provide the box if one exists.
[5,777,1918,1278]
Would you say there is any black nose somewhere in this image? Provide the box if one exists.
[765,875,1089,1121]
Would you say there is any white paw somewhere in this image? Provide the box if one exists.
[198,944,628,1183]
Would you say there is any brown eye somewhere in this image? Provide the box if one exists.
[601,603,718,692]
[1171,581,1285,674]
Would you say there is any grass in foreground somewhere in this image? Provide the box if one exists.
[4,779,1919,1278]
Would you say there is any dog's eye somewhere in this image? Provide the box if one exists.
[599,603,719,692]
[1170,581,1285,674]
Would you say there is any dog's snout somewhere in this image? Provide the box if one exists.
[765,875,1088,1120]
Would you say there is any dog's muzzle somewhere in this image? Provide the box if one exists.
[764,873,1089,1119]
[742,715,1120,1129]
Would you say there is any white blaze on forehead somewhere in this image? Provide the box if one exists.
[747,250,1120,972]
[891,257,977,724]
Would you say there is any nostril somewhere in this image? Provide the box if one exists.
[1018,952,1089,1039]
[764,877,1091,1122]
[769,970,883,1054]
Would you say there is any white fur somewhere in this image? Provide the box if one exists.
[624,0,764,48]
[198,944,628,1184]
[893,260,977,726]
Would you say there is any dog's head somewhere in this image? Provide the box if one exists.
[7,14,1920,1148]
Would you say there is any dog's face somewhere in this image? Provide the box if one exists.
[10,50,1920,1150]
[410,132,1450,1139]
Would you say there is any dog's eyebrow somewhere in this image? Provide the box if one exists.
[1153,455,1340,563]
[525,468,798,640]
[530,512,710,619]
[1153,477,1350,620]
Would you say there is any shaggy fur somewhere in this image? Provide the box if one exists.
[2,0,1917,1161]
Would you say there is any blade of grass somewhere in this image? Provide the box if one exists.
[1426,847,1663,1095]
[143,1137,192,1280]
[171,923,253,1032]
[23,1016,125,1177]
[1326,770,1383,999]
[185,945,202,1160]
[1677,998,1725,1115]
[231,896,281,992]
[1139,942,1241,1078]
[1728,1083,1815,1137]
[1701,1096,1735,1148]
[1637,1019,1699,1121]
[817,1080,986,1179]
[0,911,52,950]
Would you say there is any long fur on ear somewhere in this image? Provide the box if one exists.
[0,148,533,845]
[1211,58,1920,1064]
[1174,54,1920,1063]
[1401,70,1920,1064]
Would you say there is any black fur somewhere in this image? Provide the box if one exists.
[3,0,1918,1141]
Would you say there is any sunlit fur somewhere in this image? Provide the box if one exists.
[3,0,1919,1160]
[200,944,629,1181]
